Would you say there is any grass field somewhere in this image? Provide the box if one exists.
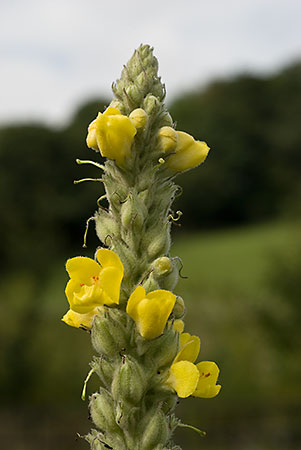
[174,219,300,298]
[173,220,301,449]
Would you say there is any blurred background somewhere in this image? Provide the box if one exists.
[1,1,300,449]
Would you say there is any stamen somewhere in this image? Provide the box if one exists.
[74,178,104,184]
[76,159,106,170]
[81,367,96,401]
[168,210,183,222]
[83,216,95,248]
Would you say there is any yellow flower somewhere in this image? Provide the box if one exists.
[166,331,221,398]
[126,286,176,339]
[194,361,221,398]
[63,249,123,326]
[86,107,137,166]
[167,360,200,398]
[167,131,210,172]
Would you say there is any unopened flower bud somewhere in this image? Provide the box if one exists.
[137,188,149,203]
[152,256,171,276]
[120,192,147,231]
[151,256,179,291]
[129,108,148,129]
[110,99,125,114]
[145,223,171,260]
[140,408,169,450]
[91,357,114,389]
[112,355,146,405]
[95,211,120,243]
[143,94,159,115]
[146,328,179,370]
[157,126,178,153]
[160,111,173,127]
[89,388,118,432]
[135,71,149,91]
[151,81,165,100]
[91,312,127,356]
[126,84,142,105]
[112,79,124,97]
[126,52,142,78]
[173,296,186,319]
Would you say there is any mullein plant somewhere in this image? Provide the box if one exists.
[62,44,221,450]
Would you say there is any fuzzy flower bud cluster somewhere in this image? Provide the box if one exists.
[62,44,220,450]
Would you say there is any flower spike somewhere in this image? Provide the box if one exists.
[62,44,220,448]
[63,249,124,325]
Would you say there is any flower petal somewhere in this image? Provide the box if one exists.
[103,106,121,116]
[65,278,81,307]
[66,256,100,284]
[138,290,176,339]
[71,283,107,313]
[167,131,210,172]
[96,248,124,273]
[126,286,146,320]
[194,361,221,398]
[174,334,201,364]
[97,266,122,305]
[62,308,98,329]
[126,288,176,339]
[180,332,195,347]
[167,361,199,398]
[95,110,136,166]
[135,297,162,339]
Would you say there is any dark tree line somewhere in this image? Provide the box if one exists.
[1,62,300,273]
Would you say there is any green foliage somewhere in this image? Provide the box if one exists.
[170,62,301,226]
[0,99,108,273]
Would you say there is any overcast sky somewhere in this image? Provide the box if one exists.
[1,0,301,126]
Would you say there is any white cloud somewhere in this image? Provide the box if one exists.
[1,0,301,125]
